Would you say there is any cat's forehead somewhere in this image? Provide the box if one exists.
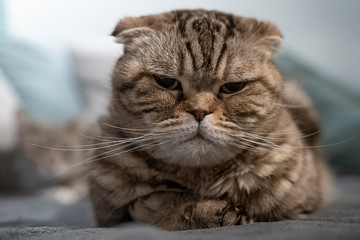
[175,10,236,39]
[173,12,264,86]
[116,10,280,91]
[142,31,264,91]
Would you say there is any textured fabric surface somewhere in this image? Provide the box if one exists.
[0,177,359,240]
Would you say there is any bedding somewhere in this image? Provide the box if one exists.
[0,176,359,240]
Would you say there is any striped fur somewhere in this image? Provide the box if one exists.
[89,10,330,230]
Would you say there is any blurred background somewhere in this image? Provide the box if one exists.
[0,0,359,194]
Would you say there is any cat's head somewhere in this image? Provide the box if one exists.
[108,10,284,166]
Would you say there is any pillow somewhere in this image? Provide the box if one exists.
[0,68,19,151]
[276,53,360,174]
[70,36,123,124]
[0,0,5,36]
[0,38,83,123]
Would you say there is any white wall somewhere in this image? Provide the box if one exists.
[4,0,360,90]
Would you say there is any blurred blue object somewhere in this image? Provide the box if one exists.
[0,38,84,122]
[0,0,5,36]
[276,53,360,174]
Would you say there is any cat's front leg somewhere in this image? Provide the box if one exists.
[181,199,248,229]
[129,191,249,230]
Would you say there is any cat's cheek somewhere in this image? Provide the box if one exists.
[139,100,178,124]
[153,142,224,166]
[221,96,270,126]
[199,115,232,145]
[142,108,180,127]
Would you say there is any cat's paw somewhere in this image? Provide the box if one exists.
[181,200,246,229]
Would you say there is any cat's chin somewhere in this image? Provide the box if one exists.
[153,135,229,167]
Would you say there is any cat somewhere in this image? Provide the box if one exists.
[88,9,331,230]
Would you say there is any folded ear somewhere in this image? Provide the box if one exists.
[112,12,282,57]
[254,21,283,57]
[258,35,283,56]
[234,18,283,57]
[114,27,156,45]
[111,13,175,44]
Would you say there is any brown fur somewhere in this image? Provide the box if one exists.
[88,9,330,230]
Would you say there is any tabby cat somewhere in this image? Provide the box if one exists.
[88,10,330,230]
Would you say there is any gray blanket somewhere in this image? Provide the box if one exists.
[0,176,359,240]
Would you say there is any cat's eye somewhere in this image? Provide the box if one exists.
[154,75,182,90]
[220,82,247,94]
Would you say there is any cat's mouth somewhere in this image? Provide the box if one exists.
[154,124,227,166]
[183,126,213,144]
[185,134,209,143]
[180,122,218,145]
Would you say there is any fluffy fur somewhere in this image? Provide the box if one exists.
[88,9,330,230]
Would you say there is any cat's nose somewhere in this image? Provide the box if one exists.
[188,109,210,122]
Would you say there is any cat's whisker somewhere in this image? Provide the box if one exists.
[229,133,302,158]
[233,135,279,149]
[291,134,359,149]
[103,123,149,132]
[69,134,172,167]
[228,123,319,137]
[256,82,299,123]
[249,129,321,141]
[223,150,241,166]
[47,143,130,179]
[30,134,165,153]
[210,148,221,163]
[227,136,263,150]
[228,140,301,161]
[59,146,124,169]
[79,132,168,143]
[79,139,172,166]
[99,124,179,137]
[29,141,127,152]
[242,132,282,146]
[238,136,294,155]
[35,131,169,152]
[61,144,135,169]
[239,130,359,150]
[238,133,307,157]
[78,133,121,142]
[246,22,264,44]
[48,140,152,179]
[227,141,264,153]
[273,102,311,108]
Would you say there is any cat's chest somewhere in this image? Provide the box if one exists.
[142,155,267,204]
[199,161,262,203]
[155,160,262,204]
